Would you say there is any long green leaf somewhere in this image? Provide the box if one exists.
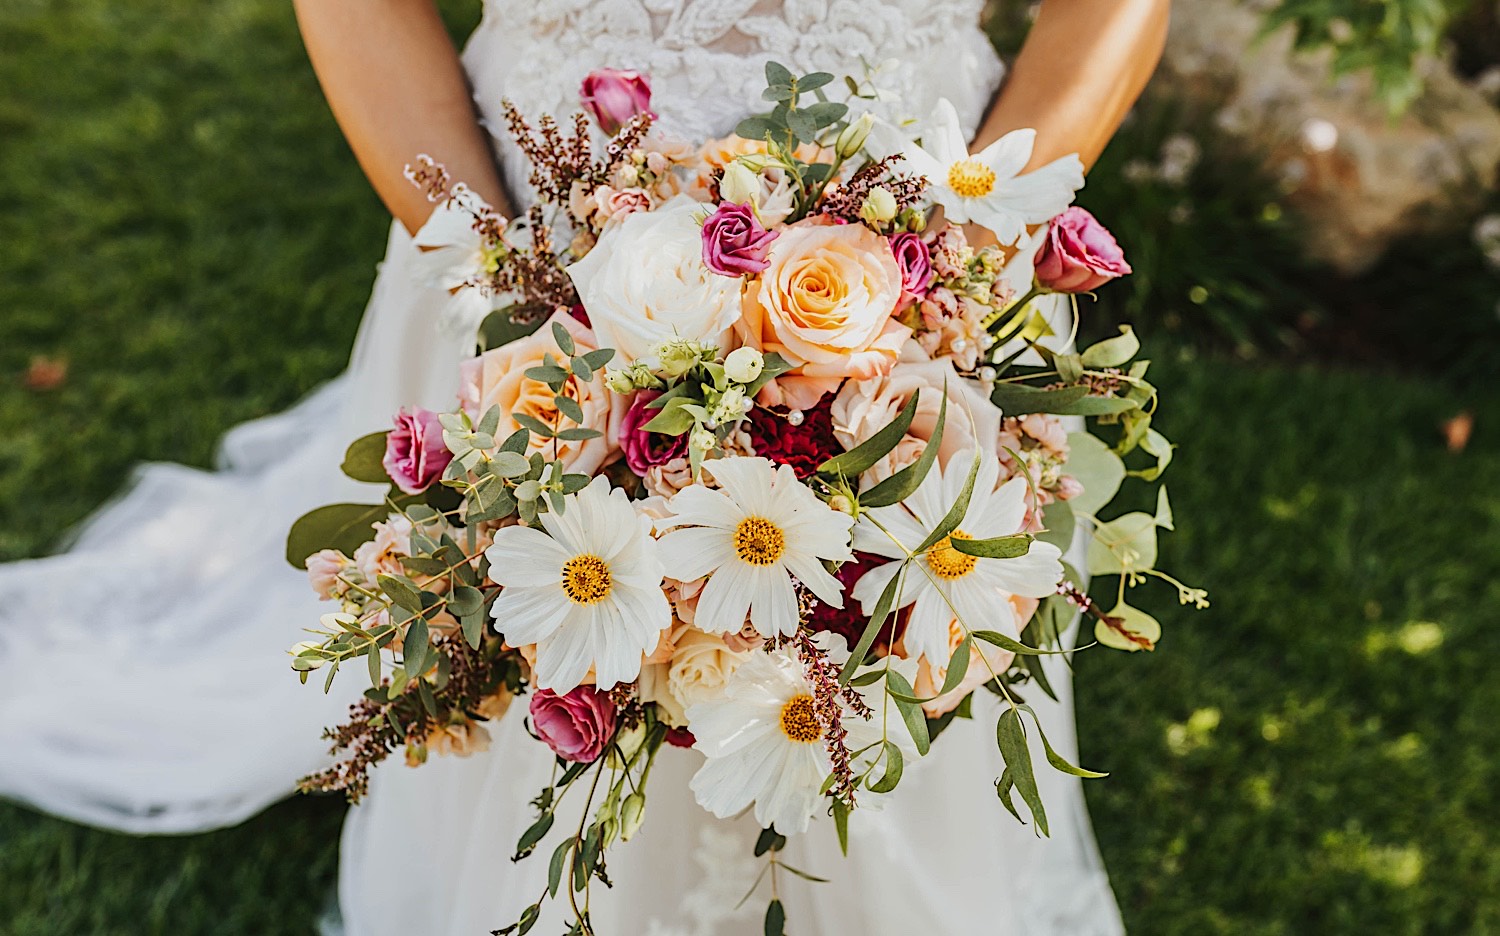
[859,392,947,508]
[837,563,905,685]
[817,390,920,479]
[996,708,1049,836]
[885,669,932,755]
[951,533,1033,559]
[914,444,981,554]
[284,502,387,567]
[1019,704,1109,778]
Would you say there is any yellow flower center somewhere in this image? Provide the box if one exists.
[927,530,978,580]
[733,516,786,566]
[560,554,612,604]
[778,694,822,744]
[946,159,997,198]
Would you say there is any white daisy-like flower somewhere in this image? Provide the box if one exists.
[851,449,1064,668]
[410,196,511,338]
[655,457,854,639]
[872,98,1085,246]
[485,476,670,693]
[687,649,830,834]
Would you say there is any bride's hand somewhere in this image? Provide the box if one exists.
[295,0,513,233]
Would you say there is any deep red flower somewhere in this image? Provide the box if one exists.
[745,393,840,480]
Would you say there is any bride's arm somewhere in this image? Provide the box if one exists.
[975,0,1170,172]
[294,0,512,233]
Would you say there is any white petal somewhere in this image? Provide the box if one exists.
[963,197,1027,248]
[656,527,736,583]
[702,457,777,518]
[905,586,957,666]
[749,568,800,638]
[484,526,570,587]
[687,696,777,757]
[926,98,971,167]
[851,558,903,615]
[975,128,1037,182]
[657,484,744,532]
[851,508,919,558]
[991,153,1085,224]
[983,540,1064,598]
[783,552,845,608]
[693,558,755,634]
[971,475,1029,539]
[489,585,570,645]
[531,614,597,693]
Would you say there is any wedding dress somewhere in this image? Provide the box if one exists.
[0,1,1124,933]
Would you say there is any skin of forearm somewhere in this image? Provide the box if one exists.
[976,0,1170,171]
[294,0,511,233]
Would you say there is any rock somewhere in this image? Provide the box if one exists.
[1159,0,1500,274]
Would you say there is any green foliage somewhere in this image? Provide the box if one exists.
[1263,0,1462,115]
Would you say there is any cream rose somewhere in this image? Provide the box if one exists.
[458,311,624,475]
[638,623,750,725]
[736,220,909,411]
[565,196,743,363]
[830,340,1000,485]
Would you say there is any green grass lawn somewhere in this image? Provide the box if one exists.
[3,0,1498,933]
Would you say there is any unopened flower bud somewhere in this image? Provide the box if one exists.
[723,346,765,384]
[900,208,927,233]
[620,792,647,841]
[835,112,875,158]
[652,338,705,379]
[860,186,898,223]
[604,368,636,394]
[690,425,718,452]
[720,162,760,205]
[828,494,854,516]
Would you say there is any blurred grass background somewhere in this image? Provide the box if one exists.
[2,0,1498,933]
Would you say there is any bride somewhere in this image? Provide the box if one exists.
[0,1,1167,932]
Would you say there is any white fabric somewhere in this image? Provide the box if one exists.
[0,1,1124,932]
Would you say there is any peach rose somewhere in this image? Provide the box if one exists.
[830,341,1001,485]
[458,311,625,475]
[639,622,750,725]
[736,221,909,410]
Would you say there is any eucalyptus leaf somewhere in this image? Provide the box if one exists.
[1063,431,1125,518]
[838,562,905,685]
[403,617,430,679]
[951,532,1033,559]
[885,669,932,755]
[1095,601,1160,652]
[868,741,904,793]
[914,444,981,553]
[1037,499,1075,552]
[285,502,387,568]
[860,392,947,508]
[1079,325,1139,368]
[817,391,920,479]
[1087,512,1159,576]
[1018,704,1108,778]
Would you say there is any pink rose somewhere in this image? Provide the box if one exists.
[889,231,933,300]
[735,220,909,410]
[619,391,688,475]
[529,687,619,763]
[1034,207,1131,293]
[305,548,350,599]
[383,406,453,495]
[701,201,778,277]
[579,68,654,135]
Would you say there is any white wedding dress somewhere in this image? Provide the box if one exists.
[0,2,1124,933]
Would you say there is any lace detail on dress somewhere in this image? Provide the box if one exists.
[463,0,1002,203]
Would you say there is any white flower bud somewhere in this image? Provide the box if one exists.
[719,162,760,205]
[604,368,636,394]
[723,346,765,384]
[828,494,854,516]
[835,112,875,159]
[651,338,705,379]
[860,186,898,223]
[690,425,718,452]
[620,792,647,841]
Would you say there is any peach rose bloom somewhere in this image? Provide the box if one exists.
[906,594,1038,717]
[639,622,750,725]
[736,221,909,410]
[458,311,626,475]
[831,340,1001,485]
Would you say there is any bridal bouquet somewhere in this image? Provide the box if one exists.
[287,63,1205,934]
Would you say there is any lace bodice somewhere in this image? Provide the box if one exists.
[462,0,1003,200]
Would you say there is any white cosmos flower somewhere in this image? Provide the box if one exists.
[655,457,854,639]
[410,196,511,338]
[687,649,830,834]
[485,476,670,693]
[872,98,1084,246]
[851,449,1064,668]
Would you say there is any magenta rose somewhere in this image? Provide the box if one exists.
[1034,207,1132,293]
[889,231,933,299]
[579,68,654,135]
[701,201,778,277]
[530,687,618,763]
[618,391,688,475]
[383,406,453,495]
